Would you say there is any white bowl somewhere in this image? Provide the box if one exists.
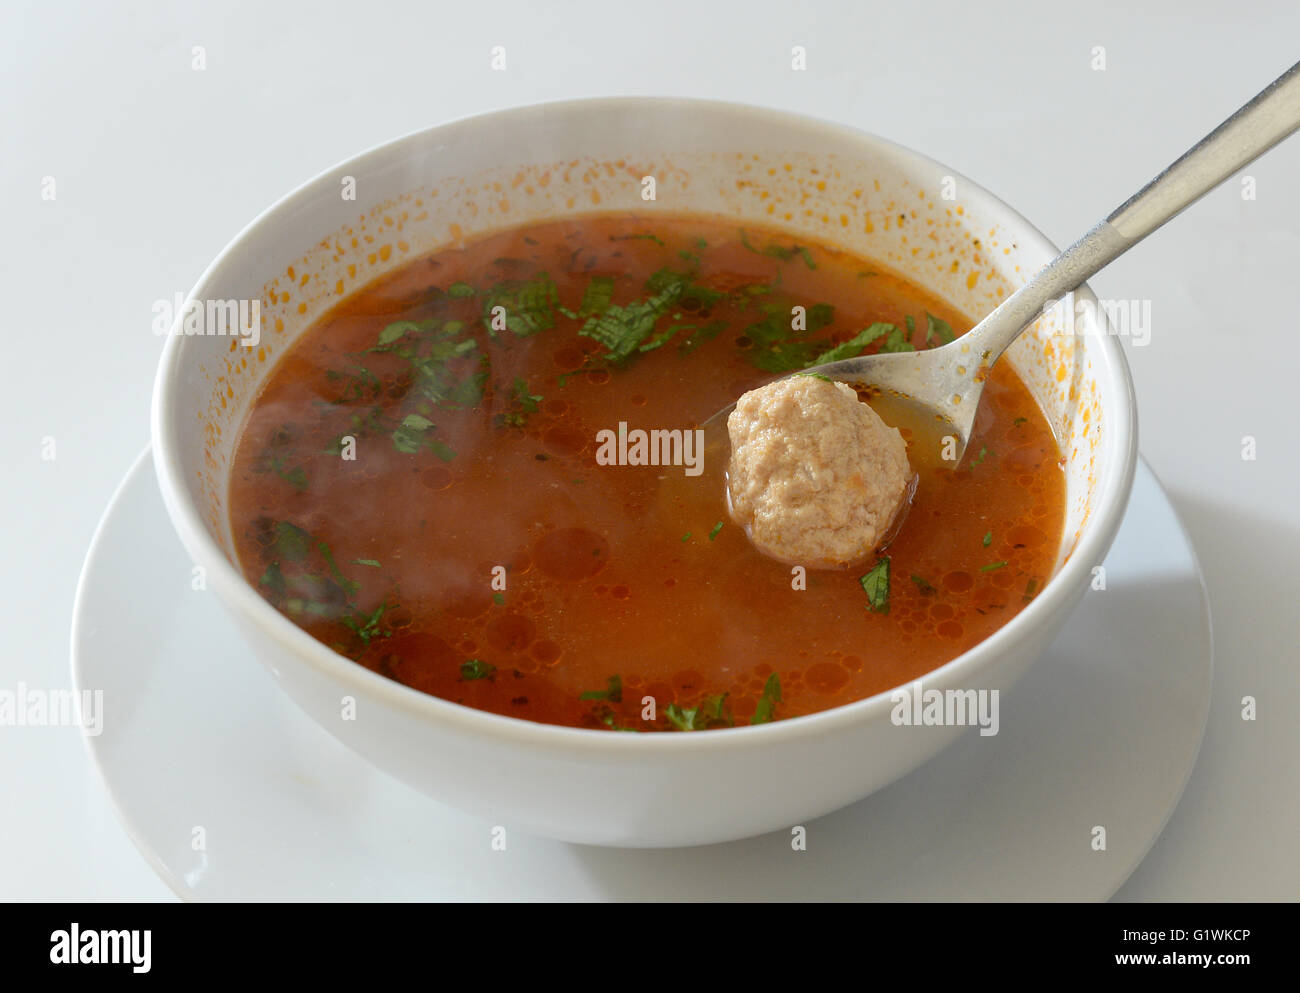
[152,98,1137,848]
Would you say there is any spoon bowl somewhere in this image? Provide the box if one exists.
[701,340,971,461]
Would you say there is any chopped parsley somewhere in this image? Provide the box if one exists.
[645,267,723,308]
[392,413,455,460]
[860,556,891,613]
[806,322,892,366]
[340,601,391,646]
[751,673,782,725]
[375,321,421,347]
[676,319,727,355]
[666,693,733,731]
[925,312,955,346]
[365,318,486,421]
[980,561,1008,572]
[481,272,558,338]
[579,278,683,361]
[744,314,819,372]
[983,531,993,547]
[460,658,497,681]
[880,324,916,353]
[739,229,817,269]
[446,281,476,298]
[500,377,544,427]
[325,362,383,403]
[911,574,938,595]
[967,446,992,469]
[579,675,623,702]
[272,520,312,561]
[589,704,642,732]
[258,561,286,597]
[708,521,724,541]
[579,275,615,317]
[254,518,397,656]
[277,464,307,491]
[609,232,665,247]
[806,303,834,331]
[254,427,310,491]
[637,323,685,353]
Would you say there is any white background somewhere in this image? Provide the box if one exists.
[2,0,1296,900]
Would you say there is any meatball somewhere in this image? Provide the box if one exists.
[726,375,913,568]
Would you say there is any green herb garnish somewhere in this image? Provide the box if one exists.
[500,377,544,427]
[579,277,684,362]
[325,363,383,402]
[806,322,893,366]
[737,298,848,372]
[676,319,727,355]
[273,521,312,561]
[460,658,497,681]
[666,693,733,731]
[609,232,665,247]
[806,303,834,332]
[278,464,308,491]
[391,413,456,459]
[639,322,692,354]
[258,562,286,597]
[983,531,993,547]
[860,556,891,613]
[254,428,311,491]
[340,601,391,646]
[925,312,955,346]
[256,519,395,653]
[880,325,916,353]
[376,321,421,347]
[579,675,623,702]
[981,561,1007,572]
[481,272,558,338]
[740,230,816,268]
[579,275,615,317]
[911,574,937,595]
[708,521,724,541]
[751,674,782,725]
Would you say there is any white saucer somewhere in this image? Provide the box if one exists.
[72,448,1211,901]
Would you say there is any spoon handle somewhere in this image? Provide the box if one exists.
[969,59,1300,365]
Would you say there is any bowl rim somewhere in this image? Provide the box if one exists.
[151,94,1139,756]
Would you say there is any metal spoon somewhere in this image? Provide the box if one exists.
[706,60,1300,461]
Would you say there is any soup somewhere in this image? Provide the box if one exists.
[229,213,1065,731]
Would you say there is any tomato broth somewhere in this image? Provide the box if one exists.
[229,214,1065,731]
